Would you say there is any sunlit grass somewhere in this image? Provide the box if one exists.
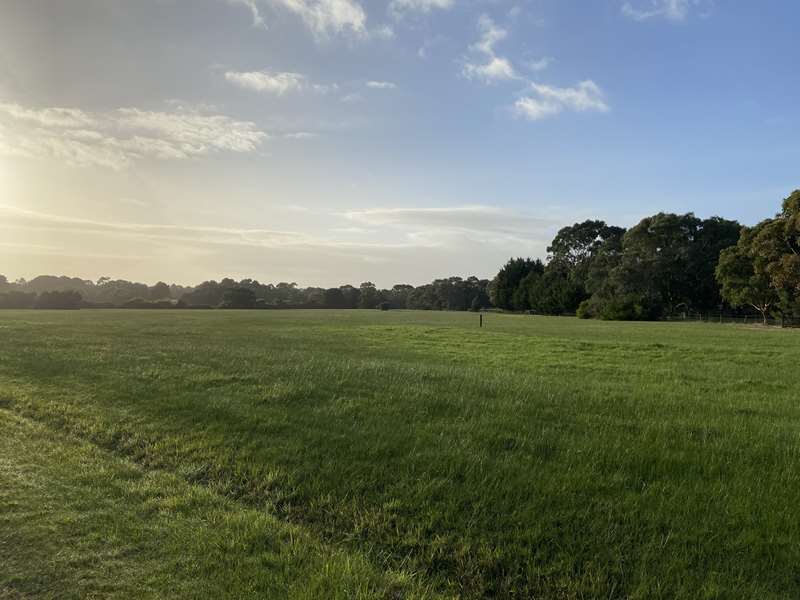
[1,310,799,598]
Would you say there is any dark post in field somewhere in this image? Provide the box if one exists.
[479,313,483,328]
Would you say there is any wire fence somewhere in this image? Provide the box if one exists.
[521,310,799,328]
[662,313,799,327]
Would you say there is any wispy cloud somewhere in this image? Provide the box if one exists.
[515,80,609,121]
[228,0,368,39]
[229,0,267,28]
[345,205,554,236]
[0,102,267,170]
[525,57,553,73]
[0,203,561,285]
[463,15,518,83]
[389,0,454,18]
[224,70,307,94]
[0,204,429,252]
[366,80,397,90]
[621,0,714,21]
[282,131,318,139]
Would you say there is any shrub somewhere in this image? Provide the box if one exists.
[576,300,593,319]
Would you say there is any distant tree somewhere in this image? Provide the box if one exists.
[304,287,326,307]
[525,266,584,315]
[387,284,414,308]
[717,191,800,322]
[93,278,149,305]
[542,221,627,312]
[0,291,37,309]
[181,280,232,307]
[221,287,257,309]
[339,285,361,308]
[323,287,347,308]
[762,191,800,314]
[359,282,380,309]
[274,282,300,304]
[585,227,626,295]
[615,213,701,315]
[491,258,544,311]
[688,217,742,311]
[34,290,82,309]
[716,225,779,324]
[0,275,8,292]
[149,281,171,300]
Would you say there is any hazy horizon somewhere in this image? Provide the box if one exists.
[2,0,798,287]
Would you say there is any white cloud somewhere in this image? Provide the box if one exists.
[525,57,553,73]
[515,80,609,121]
[345,206,553,236]
[340,93,363,103]
[366,80,397,89]
[0,104,99,129]
[231,0,367,38]
[229,0,267,28]
[231,0,400,41]
[621,0,713,21]
[0,102,267,170]
[463,15,518,83]
[287,0,367,37]
[225,70,306,94]
[464,57,516,82]
[389,0,453,18]
[283,131,318,139]
[369,25,395,40]
[224,70,339,95]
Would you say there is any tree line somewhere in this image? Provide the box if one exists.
[0,274,492,312]
[491,190,799,323]
[2,190,797,321]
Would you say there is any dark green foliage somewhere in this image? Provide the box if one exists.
[323,288,348,308]
[524,266,584,315]
[491,258,544,311]
[717,190,800,321]
[716,225,779,323]
[221,287,257,309]
[149,281,172,300]
[181,279,237,306]
[0,291,37,308]
[358,282,380,309]
[494,211,746,321]
[33,290,82,309]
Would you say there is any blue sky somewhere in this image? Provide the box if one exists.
[1,0,798,286]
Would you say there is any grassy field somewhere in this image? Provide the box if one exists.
[1,310,799,599]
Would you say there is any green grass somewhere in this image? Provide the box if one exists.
[1,310,799,599]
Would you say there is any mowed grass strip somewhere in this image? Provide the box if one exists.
[0,410,438,600]
[1,310,799,598]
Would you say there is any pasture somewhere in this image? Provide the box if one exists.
[1,310,799,599]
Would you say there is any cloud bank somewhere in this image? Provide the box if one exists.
[0,102,268,170]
